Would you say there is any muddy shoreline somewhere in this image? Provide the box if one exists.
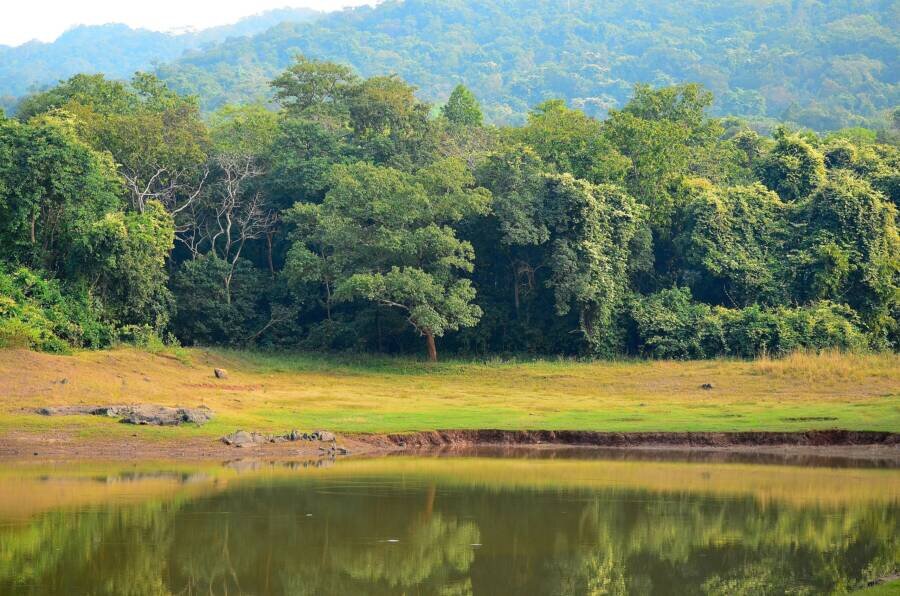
[1,428,898,465]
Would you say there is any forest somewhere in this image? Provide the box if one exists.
[155,0,900,131]
[0,59,898,361]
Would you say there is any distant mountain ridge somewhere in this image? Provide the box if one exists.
[154,0,899,131]
[3,0,898,131]
[0,7,322,110]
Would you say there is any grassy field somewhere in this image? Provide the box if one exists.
[0,347,897,440]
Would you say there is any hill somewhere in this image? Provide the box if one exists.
[152,0,900,130]
[0,8,322,112]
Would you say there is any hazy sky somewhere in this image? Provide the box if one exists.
[0,1,376,46]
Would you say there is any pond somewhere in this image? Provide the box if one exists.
[0,451,897,595]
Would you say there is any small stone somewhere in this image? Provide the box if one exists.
[214,368,228,379]
[701,383,714,390]
[59,378,68,385]
[289,429,301,441]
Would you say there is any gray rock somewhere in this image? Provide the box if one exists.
[36,404,212,426]
[119,405,213,426]
[222,430,254,446]
[179,406,214,425]
[314,430,336,442]
[214,368,228,379]
[701,383,714,390]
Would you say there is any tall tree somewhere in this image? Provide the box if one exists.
[286,158,490,360]
[442,84,483,127]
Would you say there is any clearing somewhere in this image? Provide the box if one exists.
[0,348,896,449]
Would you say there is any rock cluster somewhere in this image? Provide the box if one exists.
[221,429,344,451]
[36,405,213,426]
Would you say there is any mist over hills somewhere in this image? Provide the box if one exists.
[0,7,322,110]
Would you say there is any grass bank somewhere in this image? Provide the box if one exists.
[853,580,900,595]
[0,348,897,445]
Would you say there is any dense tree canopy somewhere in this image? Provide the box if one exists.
[1,58,898,359]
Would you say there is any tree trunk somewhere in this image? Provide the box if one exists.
[424,331,438,362]
[513,274,520,317]
[266,232,275,279]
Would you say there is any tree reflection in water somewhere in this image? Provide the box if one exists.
[0,460,896,595]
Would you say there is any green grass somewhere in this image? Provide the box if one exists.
[0,347,897,439]
[853,580,900,595]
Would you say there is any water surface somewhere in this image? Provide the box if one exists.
[0,453,897,595]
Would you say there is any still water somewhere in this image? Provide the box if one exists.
[0,451,897,595]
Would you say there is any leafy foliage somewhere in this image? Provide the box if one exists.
[146,0,899,132]
[0,266,115,352]
[2,57,898,359]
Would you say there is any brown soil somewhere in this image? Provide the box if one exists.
[1,428,898,465]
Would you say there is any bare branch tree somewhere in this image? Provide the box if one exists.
[121,164,209,217]
[204,153,277,304]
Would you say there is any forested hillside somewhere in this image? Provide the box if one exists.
[2,59,898,360]
[0,8,322,113]
[153,0,900,131]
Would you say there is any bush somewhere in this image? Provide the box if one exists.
[630,288,868,359]
[628,288,723,359]
[717,301,867,357]
[0,266,115,352]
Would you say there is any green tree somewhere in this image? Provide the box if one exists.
[286,159,490,360]
[78,201,174,330]
[518,99,628,185]
[0,114,121,272]
[170,255,268,346]
[756,129,827,202]
[789,171,899,345]
[673,178,788,307]
[346,75,437,169]
[603,84,723,228]
[542,175,643,354]
[0,114,175,333]
[442,85,483,127]
[270,56,358,118]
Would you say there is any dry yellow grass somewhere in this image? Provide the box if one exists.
[0,347,897,438]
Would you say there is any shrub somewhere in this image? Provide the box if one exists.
[0,266,115,352]
[630,288,867,359]
[628,288,723,359]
